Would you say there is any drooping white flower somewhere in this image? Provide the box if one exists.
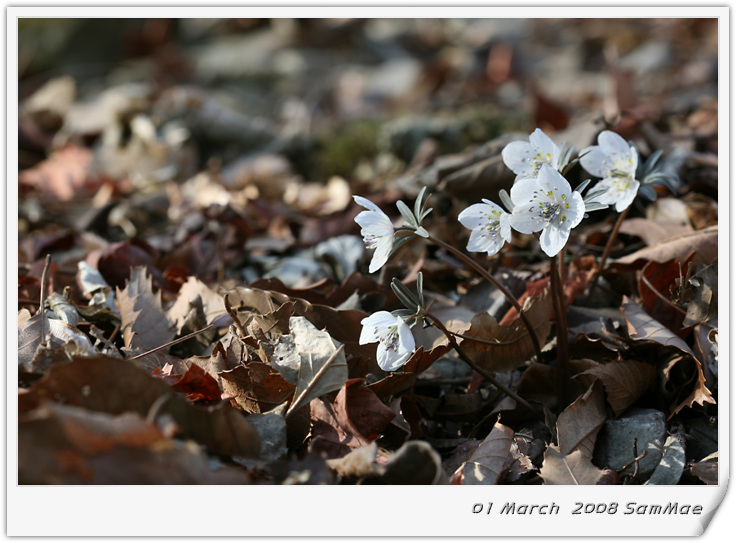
[353,195,395,273]
[508,164,585,257]
[502,128,563,180]
[579,130,640,212]
[458,199,512,257]
[359,311,415,371]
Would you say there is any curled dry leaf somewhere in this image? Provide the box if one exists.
[219,362,295,415]
[116,266,174,353]
[167,276,231,333]
[612,224,717,268]
[459,288,552,373]
[622,297,715,415]
[579,360,657,418]
[453,420,526,485]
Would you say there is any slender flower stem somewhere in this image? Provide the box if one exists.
[550,254,571,410]
[586,207,630,303]
[402,229,543,363]
[424,311,541,417]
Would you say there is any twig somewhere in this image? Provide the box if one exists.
[128,324,215,361]
[424,311,541,418]
[586,207,629,303]
[286,345,346,418]
[406,229,542,363]
[224,293,248,338]
[550,254,571,410]
[619,438,648,475]
[38,255,52,347]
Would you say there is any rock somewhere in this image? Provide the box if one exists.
[645,434,686,485]
[593,407,666,478]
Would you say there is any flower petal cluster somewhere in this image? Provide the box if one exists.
[508,164,585,257]
[359,311,415,371]
[579,130,640,212]
[502,128,563,180]
[353,195,395,273]
[458,199,511,257]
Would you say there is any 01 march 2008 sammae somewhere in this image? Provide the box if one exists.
[472,502,703,516]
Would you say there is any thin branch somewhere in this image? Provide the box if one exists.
[128,324,215,361]
[550,254,571,410]
[586,207,629,302]
[404,229,542,363]
[286,344,346,418]
[38,255,52,347]
[424,311,541,418]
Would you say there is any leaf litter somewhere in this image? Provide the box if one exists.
[17,18,719,485]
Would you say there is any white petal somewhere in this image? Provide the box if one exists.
[498,214,512,243]
[467,229,505,256]
[502,140,535,177]
[539,222,570,257]
[529,129,561,165]
[537,163,572,199]
[579,145,611,178]
[614,179,640,212]
[395,318,415,352]
[369,235,393,273]
[566,191,586,228]
[361,311,396,329]
[509,178,541,206]
[353,195,381,213]
[377,345,412,372]
[355,210,393,236]
[458,202,502,228]
[598,130,631,158]
[509,207,546,234]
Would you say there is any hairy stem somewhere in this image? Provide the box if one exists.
[586,207,630,302]
[550,254,571,410]
[409,230,542,363]
[424,311,541,418]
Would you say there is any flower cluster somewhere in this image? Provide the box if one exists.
[353,127,674,370]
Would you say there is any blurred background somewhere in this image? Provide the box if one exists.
[18,18,718,288]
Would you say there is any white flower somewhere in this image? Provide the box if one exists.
[359,311,415,371]
[458,199,512,257]
[508,164,585,257]
[502,128,563,180]
[579,130,640,212]
[353,195,395,273]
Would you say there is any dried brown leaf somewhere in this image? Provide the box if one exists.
[19,402,251,484]
[556,380,606,457]
[580,360,657,417]
[116,266,174,353]
[20,355,260,458]
[540,447,613,485]
[454,420,516,485]
[459,288,552,373]
[612,225,717,267]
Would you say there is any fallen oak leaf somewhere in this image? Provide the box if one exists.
[116,266,175,354]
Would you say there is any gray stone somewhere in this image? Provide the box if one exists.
[645,435,686,485]
[594,408,666,478]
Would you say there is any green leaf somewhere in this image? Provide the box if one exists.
[391,278,420,311]
[396,200,417,228]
